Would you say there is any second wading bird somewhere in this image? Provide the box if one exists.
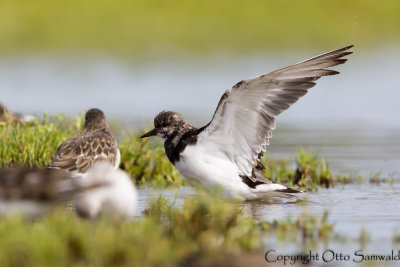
[0,163,137,218]
[48,108,120,177]
[141,46,353,201]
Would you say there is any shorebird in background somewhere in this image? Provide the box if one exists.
[48,108,120,177]
[0,102,34,123]
[141,45,353,201]
[0,167,77,217]
[74,162,137,219]
[0,163,137,219]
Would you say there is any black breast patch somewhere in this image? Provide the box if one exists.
[164,126,208,165]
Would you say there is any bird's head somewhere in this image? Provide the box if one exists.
[140,111,191,140]
[83,108,108,131]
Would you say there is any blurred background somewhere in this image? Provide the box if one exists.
[0,0,399,175]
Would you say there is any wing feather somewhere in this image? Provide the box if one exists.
[49,131,118,173]
[198,45,353,178]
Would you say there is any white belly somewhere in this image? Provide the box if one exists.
[174,144,251,199]
[114,149,121,169]
[174,144,299,202]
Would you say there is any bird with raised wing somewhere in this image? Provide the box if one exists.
[48,108,120,177]
[140,45,353,201]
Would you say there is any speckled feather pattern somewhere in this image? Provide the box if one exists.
[48,109,120,174]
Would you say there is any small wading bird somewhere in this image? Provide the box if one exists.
[141,45,353,201]
[48,108,120,177]
[73,162,137,219]
[0,163,137,218]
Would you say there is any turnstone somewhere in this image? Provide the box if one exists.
[141,45,353,201]
[48,108,120,177]
[0,164,137,219]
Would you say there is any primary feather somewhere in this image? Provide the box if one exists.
[198,45,353,181]
[141,46,353,201]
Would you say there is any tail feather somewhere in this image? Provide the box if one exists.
[274,188,303,194]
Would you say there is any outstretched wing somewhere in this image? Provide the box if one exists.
[198,45,353,179]
[49,131,118,173]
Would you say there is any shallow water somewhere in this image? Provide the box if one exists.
[136,184,400,266]
[133,125,400,266]
[269,127,400,178]
[254,183,400,266]
[136,184,400,238]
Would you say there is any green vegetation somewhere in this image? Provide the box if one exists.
[0,115,82,168]
[393,230,400,244]
[261,148,353,191]
[0,193,340,267]
[119,132,185,187]
[0,115,185,187]
[0,0,399,58]
[1,114,358,190]
[0,195,261,267]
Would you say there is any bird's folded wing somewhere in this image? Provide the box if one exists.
[48,133,118,173]
[198,45,353,177]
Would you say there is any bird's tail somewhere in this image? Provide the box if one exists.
[249,183,304,202]
[274,188,303,194]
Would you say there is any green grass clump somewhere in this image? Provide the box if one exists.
[393,230,400,244]
[119,131,185,187]
[262,154,294,186]
[0,115,82,168]
[0,195,264,267]
[294,149,334,189]
[145,195,262,254]
[260,149,337,191]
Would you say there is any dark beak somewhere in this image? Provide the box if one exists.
[140,128,157,138]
